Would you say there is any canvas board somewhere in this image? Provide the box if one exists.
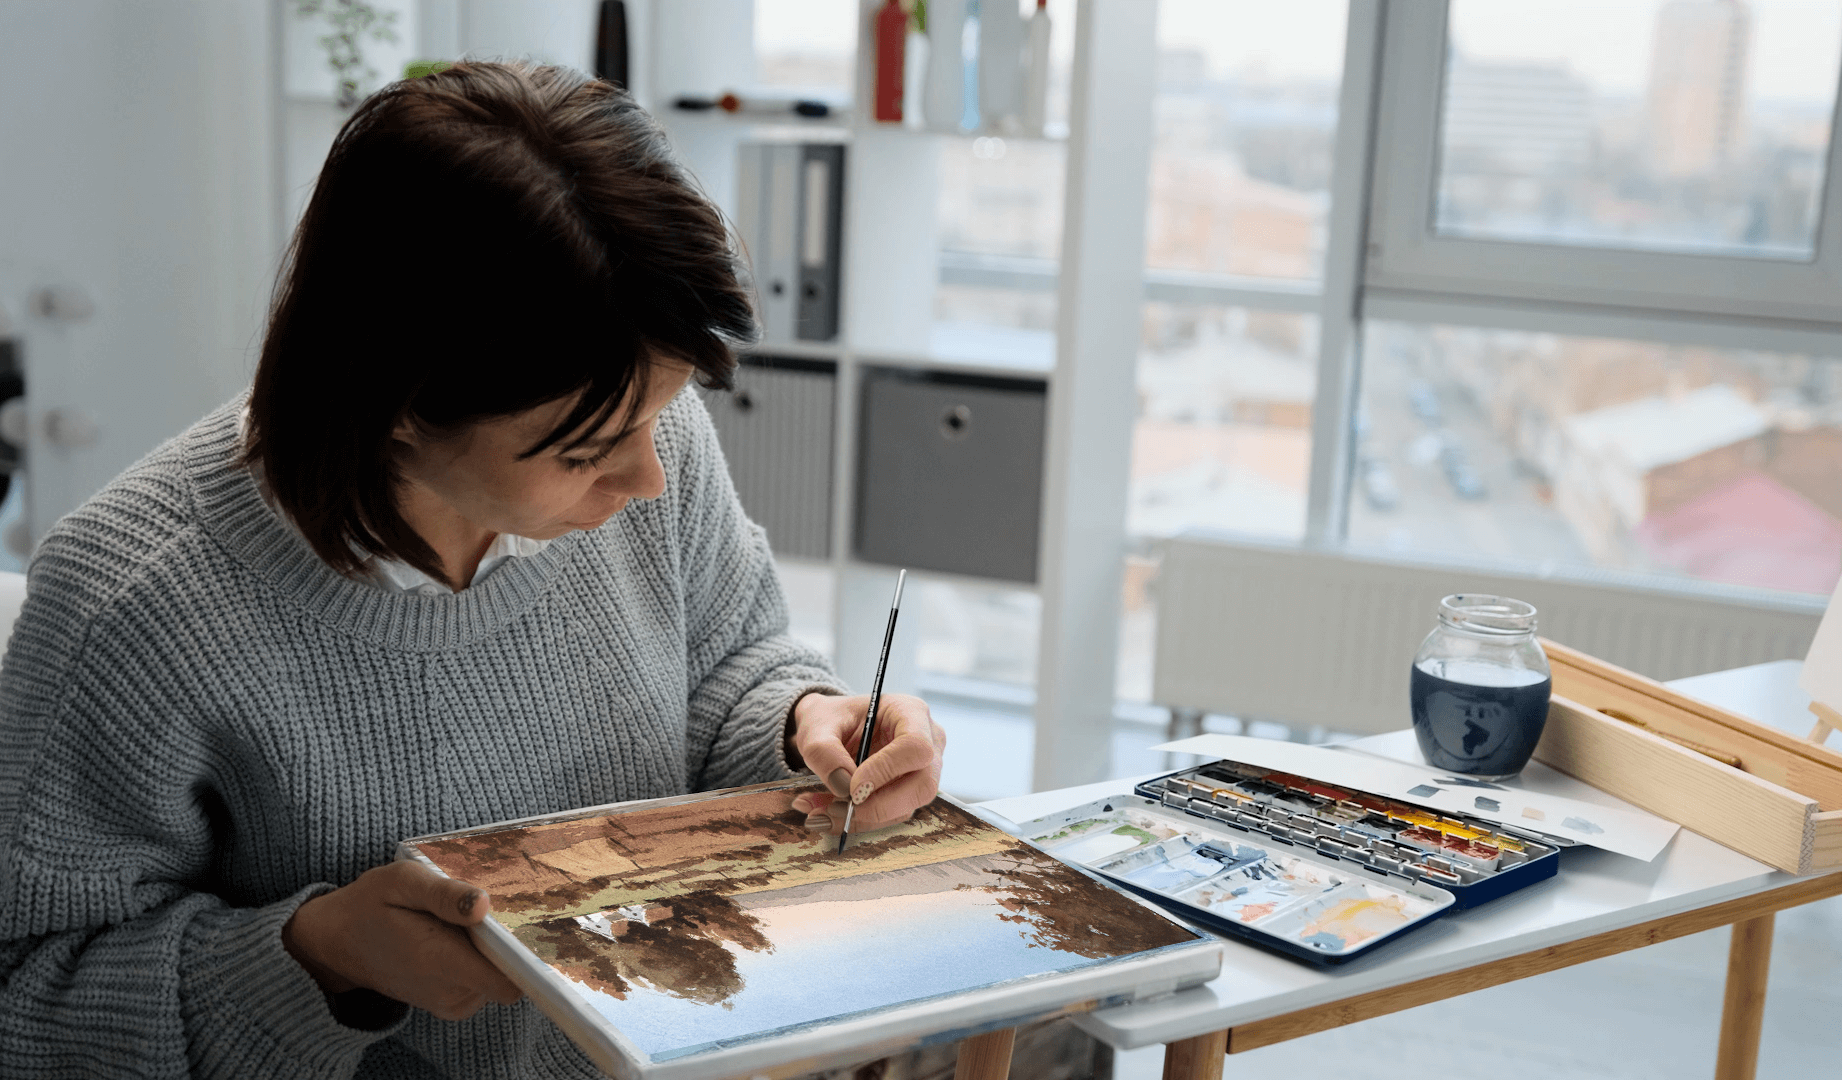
[1800,574,1842,713]
[1154,734,1679,861]
[399,778,1221,1080]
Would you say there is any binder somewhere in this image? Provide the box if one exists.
[796,144,844,342]
[736,141,844,344]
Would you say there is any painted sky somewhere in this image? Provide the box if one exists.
[582,879,1136,1061]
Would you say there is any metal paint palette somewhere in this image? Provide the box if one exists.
[1018,795,1456,965]
[1141,761,1562,909]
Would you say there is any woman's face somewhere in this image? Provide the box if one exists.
[394,361,696,542]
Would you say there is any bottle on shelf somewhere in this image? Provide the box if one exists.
[903,4,929,130]
[1021,0,1050,137]
[978,0,1022,134]
[924,0,967,133]
[874,0,907,123]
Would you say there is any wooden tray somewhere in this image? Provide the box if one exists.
[1533,639,1842,875]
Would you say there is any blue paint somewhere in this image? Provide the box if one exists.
[1298,931,1346,951]
[1410,659,1551,777]
[1562,815,1605,835]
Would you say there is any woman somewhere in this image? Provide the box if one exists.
[0,62,944,1078]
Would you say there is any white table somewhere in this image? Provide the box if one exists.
[980,662,1842,1080]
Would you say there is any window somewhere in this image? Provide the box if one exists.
[915,579,1041,687]
[934,136,1065,332]
[1348,321,1842,597]
[932,0,1078,334]
[1131,305,1319,541]
[1148,0,1347,281]
[1366,1,1842,324]
[1435,0,1842,258]
[753,0,856,95]
[1121,1,1348,546]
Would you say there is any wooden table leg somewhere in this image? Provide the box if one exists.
[956,1027,1016,1080]
[1714,913,1776,1080]
[1160,1030,1227,1080]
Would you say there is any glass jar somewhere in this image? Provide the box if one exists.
[1409,594,1552,779]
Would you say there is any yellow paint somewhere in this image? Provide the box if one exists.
[1381,808,1523,852]
[1298,894,1413,949]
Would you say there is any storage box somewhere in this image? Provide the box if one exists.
[854,366,1046,583]
[1535,638,1842,875]
[701,355,836,559]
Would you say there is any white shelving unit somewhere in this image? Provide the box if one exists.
[648,0,1155,790]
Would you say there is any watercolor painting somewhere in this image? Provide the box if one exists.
[410,786,1199,1063]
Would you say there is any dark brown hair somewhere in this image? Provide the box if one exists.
[245,61,752,579]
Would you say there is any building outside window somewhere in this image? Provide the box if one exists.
[1435,0,1838,258]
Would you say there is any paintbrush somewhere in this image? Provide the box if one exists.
[839,569,906,854]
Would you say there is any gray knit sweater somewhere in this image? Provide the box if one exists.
[0,392,843,1078]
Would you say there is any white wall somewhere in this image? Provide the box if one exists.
[282,0,606,234]
[0,0,636,546]
[461,0,599,70]
[0,1,279,539]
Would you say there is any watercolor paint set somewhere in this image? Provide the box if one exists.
[1135,760,1561,908]
[1018,794,1456,964]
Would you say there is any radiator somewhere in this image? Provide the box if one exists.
[1152,536,1826,735]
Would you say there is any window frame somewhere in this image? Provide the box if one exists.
[1363,1,1842,327]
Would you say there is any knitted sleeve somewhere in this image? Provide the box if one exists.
[662,392,848,791]
[0,530,400,1079]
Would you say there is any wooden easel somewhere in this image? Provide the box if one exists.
[956,1029,1016,1080]
[1714,693,1839,1080]
[1808,701,1840,746]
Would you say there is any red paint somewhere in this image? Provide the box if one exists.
[874,0,907,122]
[1263,770,1354,803]
[1400,826,1498,862]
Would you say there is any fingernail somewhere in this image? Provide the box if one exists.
[458,890,482,917]
[827,768,852,798]
[804,813,831,832]
[852,781,874,806]
[791,794,814,814]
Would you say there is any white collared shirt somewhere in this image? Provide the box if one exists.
[367,529,551,595]
[241,407,551,595]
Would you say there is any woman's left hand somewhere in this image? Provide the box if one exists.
[787,692,946,835]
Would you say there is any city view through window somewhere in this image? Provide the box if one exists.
[1349,326,1842,597]
[1349,1,1842,599]
[1128,1,1345,552]
[1438,0,1842,257]
[754,1,1842,702]
[1132,0,1842,602]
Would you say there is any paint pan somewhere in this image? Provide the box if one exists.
[1032,814,1173,864]
[1171,850,1345,926]
[1022,795,1456,966]
[1138,762,1560,910]
[1254,881,1442,956]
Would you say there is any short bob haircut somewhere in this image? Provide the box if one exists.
[245,61,753,581]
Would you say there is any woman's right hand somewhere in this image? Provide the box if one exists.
[281,861,523,1021]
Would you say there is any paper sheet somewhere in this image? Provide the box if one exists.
[1153,734,1680,861]
[1799,575,1842,717]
